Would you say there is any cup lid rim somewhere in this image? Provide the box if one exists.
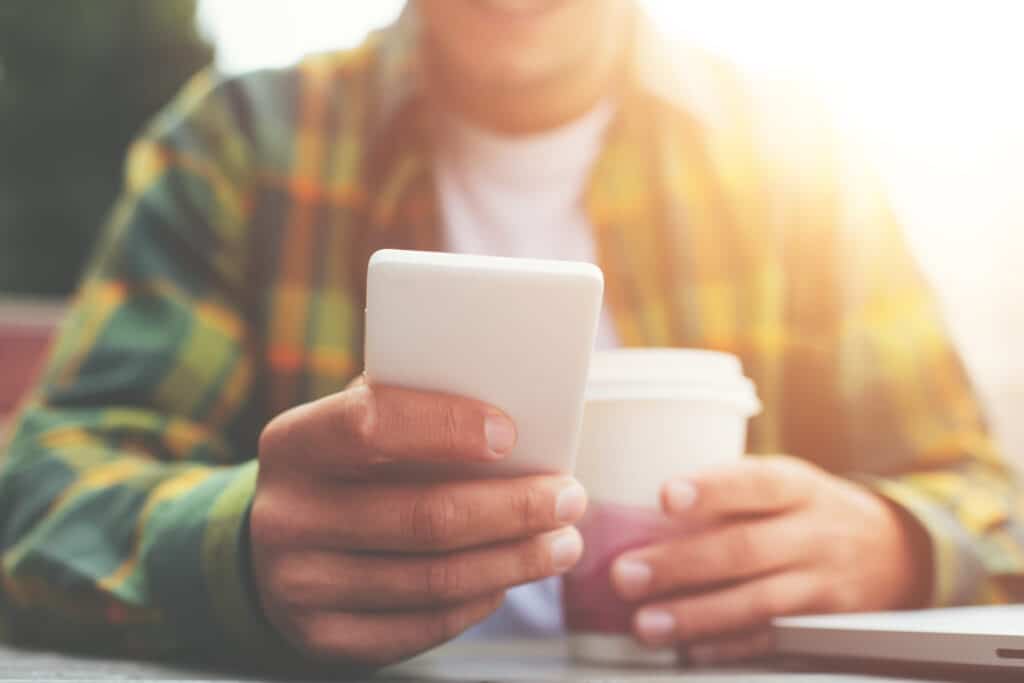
[586,348,758,410]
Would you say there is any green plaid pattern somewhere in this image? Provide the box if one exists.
[2,4,1021,660]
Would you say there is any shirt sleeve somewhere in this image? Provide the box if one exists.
[0,70,289,661]
[836,185,1023,608]
[763,89,1024,608]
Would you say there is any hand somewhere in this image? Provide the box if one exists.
[609,455,932,665]
[251,380,587,668]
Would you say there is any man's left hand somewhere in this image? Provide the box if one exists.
[609,455,932,665]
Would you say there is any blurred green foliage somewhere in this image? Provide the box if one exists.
[0,0,213,295]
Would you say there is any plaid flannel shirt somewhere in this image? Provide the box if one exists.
[2,3,1021,661]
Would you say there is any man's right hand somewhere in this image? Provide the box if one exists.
[251,380,587,668]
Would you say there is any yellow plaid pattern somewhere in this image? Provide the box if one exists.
[1,2,1020,661]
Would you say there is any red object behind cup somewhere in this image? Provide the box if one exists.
[562,502,689,666]
[563,502,678,633]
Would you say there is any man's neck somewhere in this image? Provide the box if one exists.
[422,14,628,136]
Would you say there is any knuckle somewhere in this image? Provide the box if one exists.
[249,493,289,551]
[266,558,312,608]
[773,453,810,472]
[257,414,294,466]
[409,489,462,549]
[724,525,758,567]
[761,453,794,469]
[441,403,463,451]
[341,387,378,448]
[424,557,466,602]
[436,400,481,457]
[766,456,813,486]
[511,483,548,531]
[752,466,787,502]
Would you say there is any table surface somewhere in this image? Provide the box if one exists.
[0,637,1010,682]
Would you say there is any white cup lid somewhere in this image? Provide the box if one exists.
[585,348,761,416]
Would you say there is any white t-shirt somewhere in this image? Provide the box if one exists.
[434,100,620,353]
[432,102,620,637]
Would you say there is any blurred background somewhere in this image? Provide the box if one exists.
[1,0,1021,460]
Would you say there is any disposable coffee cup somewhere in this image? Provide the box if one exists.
[563,348,761,666]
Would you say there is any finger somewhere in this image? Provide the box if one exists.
[367,383,517,462]
[259,383,516,477]
[291,593,504,667]
[687,628,776,667]
[259,474,588,552]
[271,528,583,611]
[632,570,821,646]
[611,513,810,600]
[661,456,818,520]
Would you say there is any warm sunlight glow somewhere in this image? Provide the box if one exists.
[199,0,1024,287]
[199,1,1024,428]
[639,1,1024,281]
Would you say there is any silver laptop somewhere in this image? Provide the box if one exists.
[774,605,1024,671]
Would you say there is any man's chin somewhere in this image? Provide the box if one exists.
[466,56,586,97]
[469,0,572,23]
[477,55,570,88]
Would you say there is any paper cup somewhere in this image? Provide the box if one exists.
[564,349,761,666]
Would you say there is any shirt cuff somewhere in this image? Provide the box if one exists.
[200,460,296,664]
[862,475,989,608]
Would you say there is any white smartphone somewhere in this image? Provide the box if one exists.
[364,249,604,479]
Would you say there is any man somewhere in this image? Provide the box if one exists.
[1,0,1021,671]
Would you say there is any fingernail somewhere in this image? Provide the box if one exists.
[665,479,697,512]
[555,481,587,524]
[688,644,717,666]
[549,529,583,572]
[612,558,652,598]
[636,609,677,643]
[484,414,516,457]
